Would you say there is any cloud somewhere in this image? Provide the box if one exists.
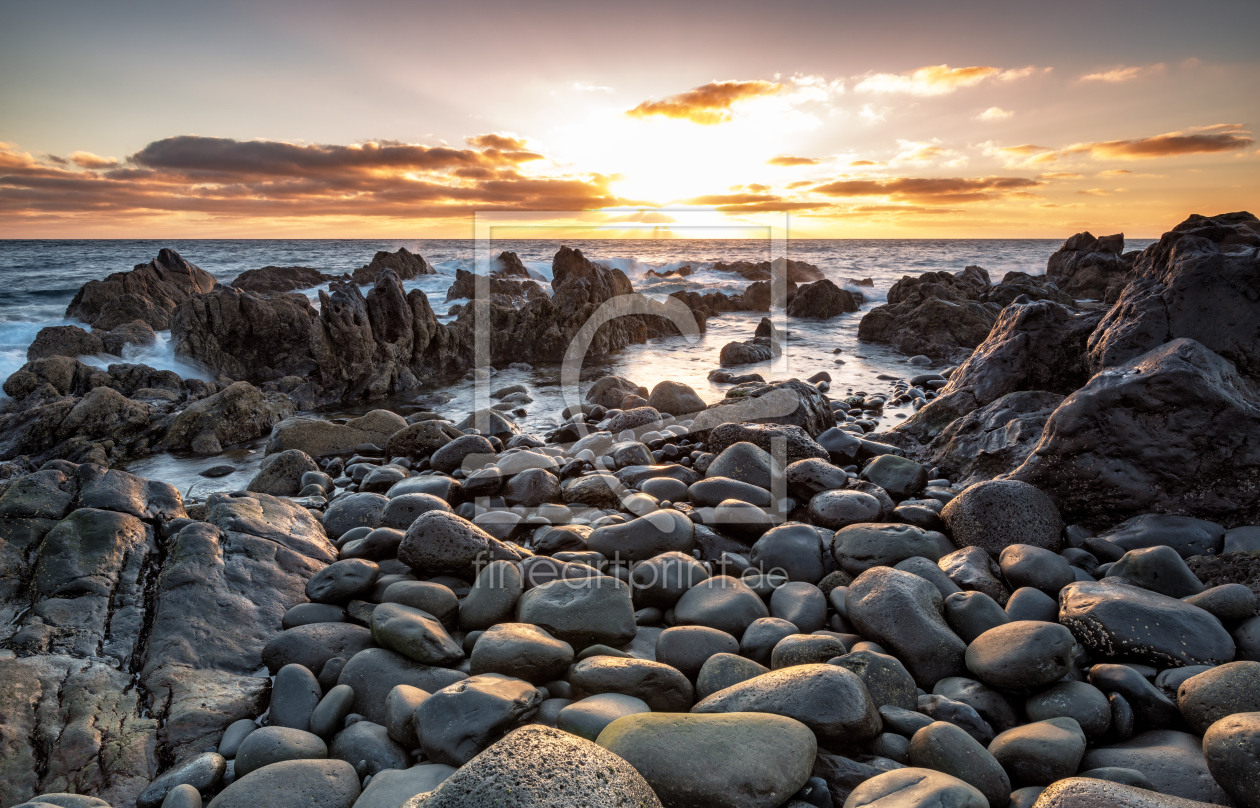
[466,133,531,151]
[572,82,613,92]
[859,104,890,123]
[1063,124,1254,159]
[785,180,815,189]
[1079,64,1166,82]
[1078,188,1109,196]
[848,205,964,214]
[977,107,1013,121]
[849,160,885,167]
[1097,169,1131,177]
[767,155,821,166]
[1037,172,1084,180]
[0,137,642,224]
[812,175,1042,204]
[854,64,1039,96]
[69,151,120,169]
[626,80,784,125]
[891,140,965,166]
[683,192,782,206]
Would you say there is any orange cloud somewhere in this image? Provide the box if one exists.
[626,80,784,125]
[1037,172,1084,180]
[69,151,120,169]
[767,155,820,166]
[977,107,1014,121]
[848,160,885,167]
[1078,188,1110,196]
[813,175,1042,204]
[854,64,1039,96]
[1079,64,1166,82]
[466,133,530,151]
[1064,124,1254,159]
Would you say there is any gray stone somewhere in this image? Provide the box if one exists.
[557,694,650,741]
[740,617,801,667]
[1203,711,1260,808]
[137,752,226,808]
[1107,546,1205,598]
[1083,729,1232,805]
[999,544,1076,596]
[809,491,882,530]
[370,603,464,666]
[307,559,380,604]
[860,455,928,500]
[944,591,1010,644]
[329,720,410,776]
[234,726,328,778]
[322,493,389,540]
[1176,662,1260,734]
[706,442,779,490]
[397,511,522,579]
[470,623,574,684]
[352,765,455,808]
[988,717,1086,788]
[941,479,1063,554]
[908,721,1010,808]
[842,768,987,808]
[336,648,467,725]
[966,621,1077,690]
[206,759,359,808]
[383,684,428,747]
[1027,681,1111,740]
[940,546,1011,605]
[695,653,770,700]
[381,493,450,531]
[459,560,523,631]
[673,575,770,639]
[516,576,636,650]
[270,663,323,732]
[416,675,543,766]
[586,510,696,562]
[833,524,941,575]
[568,656,694,712]
[310,684,355,738]
[655,625,740,680]
[830,650,918,711]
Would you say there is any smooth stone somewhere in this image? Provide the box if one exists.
[1184,584,1258,624]
[987,717,1087,788]
[381,581,458,628]
[706,442,779,490]
[1107,546,1205,598]
[416,674,542,766]
[352,764,455,808]
[809,491,882,530]
[691,663,881,748]
[557,693,650,741]
[965,621,1076,690]
[341,528,407,562]
[695,653,770,700]
[1176,662,1260,734]
[655,625,740,680]
[429,434,495,475]
[587,509,697,562]
[830,650,918,711]
[234,726,328,778]
[893,555,961,600]
[516,576,636,650]
[1225,526,1260,554]
[310,684,355,738]
[137,752,226,808]
[1059,581,1235,667]
[880,704,934,737]
[1088,664,1180,731]
[596,712,817,808]
[1096,514,1226,560]
[944,591,1010,644]
[532,697,572,728]
[770,582,828,633]
[689,476,773,508]
[370,602,464,666]
[833,524,941,575]
[1155,666,1214,701]
[674,575,770,639]
[397,510,522,579]
[206,759,359,808]
[322,493,390,540]
[918,694,996,746]
[785,457,850,501]
[1005,587,1060,622]
[380,493,451,531]
[1081,767,1154,789]
[1026,777,1223,808]
[270,663,323,732]
[869,732,911,765]
[1082,729,1232,805]
[847,566,968,688]
[908,721,1010,808]
[1203,711,1260,808]
[329,720,410,777]
[568,655,694,712]
[383,684,428,747]
[470,623,574,684]
[999,544,1076,597]
[459,560,523,631]
[641,476,688,502]
[741,617,802,667]
[337,648,467,725]
[411,724,662,807]
[161,784,204,808]
[933,677,1020,735]
[940,547,1011,605]
[843,768,987,808]
[219,719,257,758]
[711,498,775,541]
[1027,681,1111,740]
[307,559,380,604]
[941,480,1064,554]
[281,603,347,630]
[750,523,828,584]
[771,634,848,669]
[630,551,710,609]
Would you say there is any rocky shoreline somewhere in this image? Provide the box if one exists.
[0,211,1258,808]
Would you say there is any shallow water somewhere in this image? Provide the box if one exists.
[0,238,1152,493]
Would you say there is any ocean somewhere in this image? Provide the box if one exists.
[0,238,1151,495]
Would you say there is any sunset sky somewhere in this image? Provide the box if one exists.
[2,0,1257,238]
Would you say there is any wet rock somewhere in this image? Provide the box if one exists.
[248,449,320,497]
[569,655,693,712]
[941,479,1063,554]
[690,379,837,439]
[67,248,218,330]
[1082,729,1232,805]
[384,420,464,458]
[674,575,770,639]
[230,265,343,294]
[410,724,662,807]
[158,381,295,455]
[329,720,410,776]
[646,380,706,415]
[1059,580,1235,667]
[988,717,1087,788]
[833,524,942,574]
[689,476,772,507]
[336,648,467,725]
[909,721,1010,808]
[266,411,409,458]
[587,509,696,562]
[416,674,542,766]
[966,621,1076,690]
[206,758,359,808]
[1010,339,1260,528]
[692,663,881,747]
[470,623,573,684]
[847,566,968,687]
[397,510,522,579]
[516,576,636,650]
[1177,662,1260,734]
[786,278,859,319]
[26,325,105,360]
[430,434,496,475]
[842,767,988,808]
[597,712,817,808]
[1203,711,1260,808]
[234,727,328,778]
[1046,230,1134,301]
[370,602,463,666]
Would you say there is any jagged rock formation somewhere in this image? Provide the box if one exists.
[64,249,219,331]
[691,378,836,437]
[1046,231,1136,300]
[0,464,334,807]
[710,258,825,284]
[444,268,548,305]
[230,266,348,295]
[786,278,859,319]
[350,247,436,284]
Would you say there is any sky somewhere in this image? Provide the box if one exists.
[1,0,1258,238]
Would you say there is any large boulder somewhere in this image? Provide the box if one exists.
[265,410,407,457]
[786,279,859,319]
[1088,211,1260,380]
[158,382,295,455]
[26,325,105,361]
[690,379,836,438]
[351,247,436,284]
[66,248,219,330]
[1046,231,1135,300]
[858,266,998,361]
[230,266,345,294]
[1009,338,1260,527]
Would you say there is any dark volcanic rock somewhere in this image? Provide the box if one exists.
[786,279,859,319]
[351,247,436,284]
[1009,338,1260,527]
[26,325,105,360]
[66,248,219,330]
[691,379,836,438]
[230,266,344,294]
[1088,212,1260,380]
[857,266,998,361]
[1046,231,1135,300]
